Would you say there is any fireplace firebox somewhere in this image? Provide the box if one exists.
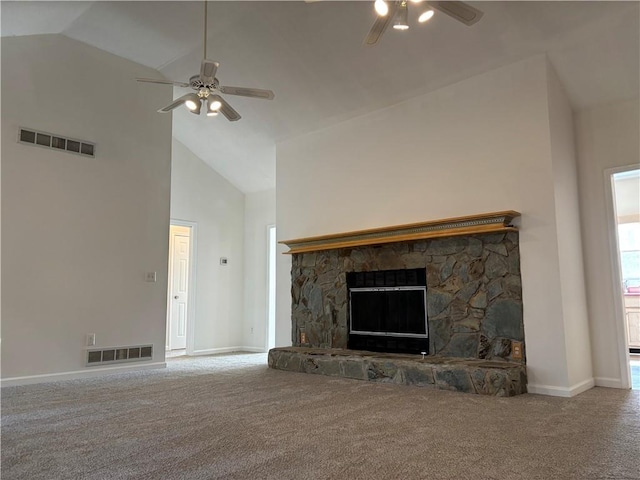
[347,268,428,355]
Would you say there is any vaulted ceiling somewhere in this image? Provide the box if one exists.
[2,1,638,192]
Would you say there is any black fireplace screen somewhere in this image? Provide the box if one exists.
[347,268,428,354]
[350,287,427,336]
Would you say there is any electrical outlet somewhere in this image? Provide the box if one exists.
[87,333,96,347]
[250,327,254,334]
[300,331,307,344]
[512,341,523,360]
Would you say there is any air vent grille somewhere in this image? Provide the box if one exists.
[86,344,153,367]
[19,127,96,158]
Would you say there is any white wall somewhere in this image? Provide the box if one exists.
[276,55,592,395]
[1,35,172,381]
[243,189,276,350]
[575,98,640,387]
[170,139,245,353]
[546,63,593,390]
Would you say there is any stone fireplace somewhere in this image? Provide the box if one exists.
[269,211,527,396]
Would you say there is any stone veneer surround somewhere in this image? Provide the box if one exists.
[268,347,527,396]
[290,232,525,363]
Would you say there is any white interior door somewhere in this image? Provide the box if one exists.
[168,225,191,350]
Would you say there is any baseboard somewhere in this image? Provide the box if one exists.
[568,377,595,396]
[527,377,595,397]
[191,346,265,356]
[1,362,167,387]
[594,377,625,389]
[241,346,266,353]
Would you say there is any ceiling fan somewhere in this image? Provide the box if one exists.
[136,2,275,121]
[364,0,483,46]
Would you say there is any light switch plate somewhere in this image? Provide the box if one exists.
[145,272,157,282]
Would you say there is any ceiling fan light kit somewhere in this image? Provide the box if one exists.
[208,98,222,112]
[365,0,483,46]
[374,0,389,16]
[136,1,274,122]
[184,94,201,112]
[418,9,434,23]
[393,4,410,30]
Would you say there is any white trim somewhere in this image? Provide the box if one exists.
[569,377,596,396]
[166,229,175,351]
[594,377,626,389]
[241,346,265,353]
[191,346,265,356]
[604,165,636,389]
[168,219,198,356]
[265,224,277,352]
[528,377,595,397]
[525,384,572,397]
[1,362,166,387]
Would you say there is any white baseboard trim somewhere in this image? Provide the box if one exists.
[569,377,596,396]
[594,377,625,389]
[528,377,595,397]
[527,384,572,397]
[190,346,266,356]
[1,362,167,387]
[241,346,266,353]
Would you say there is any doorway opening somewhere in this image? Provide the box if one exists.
[609,167,640,390]
[167,221,197,358]
[266,225,277,351]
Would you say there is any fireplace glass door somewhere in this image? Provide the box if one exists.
[349,287,427,337]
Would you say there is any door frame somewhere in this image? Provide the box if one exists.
[265,224,277,351]
[604,164,636,389]
[167,219,198,356]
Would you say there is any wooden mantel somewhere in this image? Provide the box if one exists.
[280,211,520,254]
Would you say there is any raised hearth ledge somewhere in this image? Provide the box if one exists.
[269,347,527,396]
[280,210,520,254]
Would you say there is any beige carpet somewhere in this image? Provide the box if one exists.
[2,353,640,480]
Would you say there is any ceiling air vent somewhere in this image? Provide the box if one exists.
[86,344,153,367]
[18,127,96,158]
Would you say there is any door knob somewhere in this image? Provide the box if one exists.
[174,295,179,299]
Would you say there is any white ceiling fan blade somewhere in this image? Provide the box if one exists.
[210,94,241,122]
[200,59,219,83]
[136,78,190,88]
[426,1,483,26]
[157,93,193,113]
[363,1,398,47]
[219,86,275,100]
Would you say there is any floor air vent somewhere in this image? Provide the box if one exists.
[87,345,153,366]
[19,127,95,158]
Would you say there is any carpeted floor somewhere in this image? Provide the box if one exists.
[2,353,640,480]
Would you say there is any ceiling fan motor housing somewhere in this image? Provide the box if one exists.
[189,75,219,92]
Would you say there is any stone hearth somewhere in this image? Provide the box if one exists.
[269,347,527,396]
